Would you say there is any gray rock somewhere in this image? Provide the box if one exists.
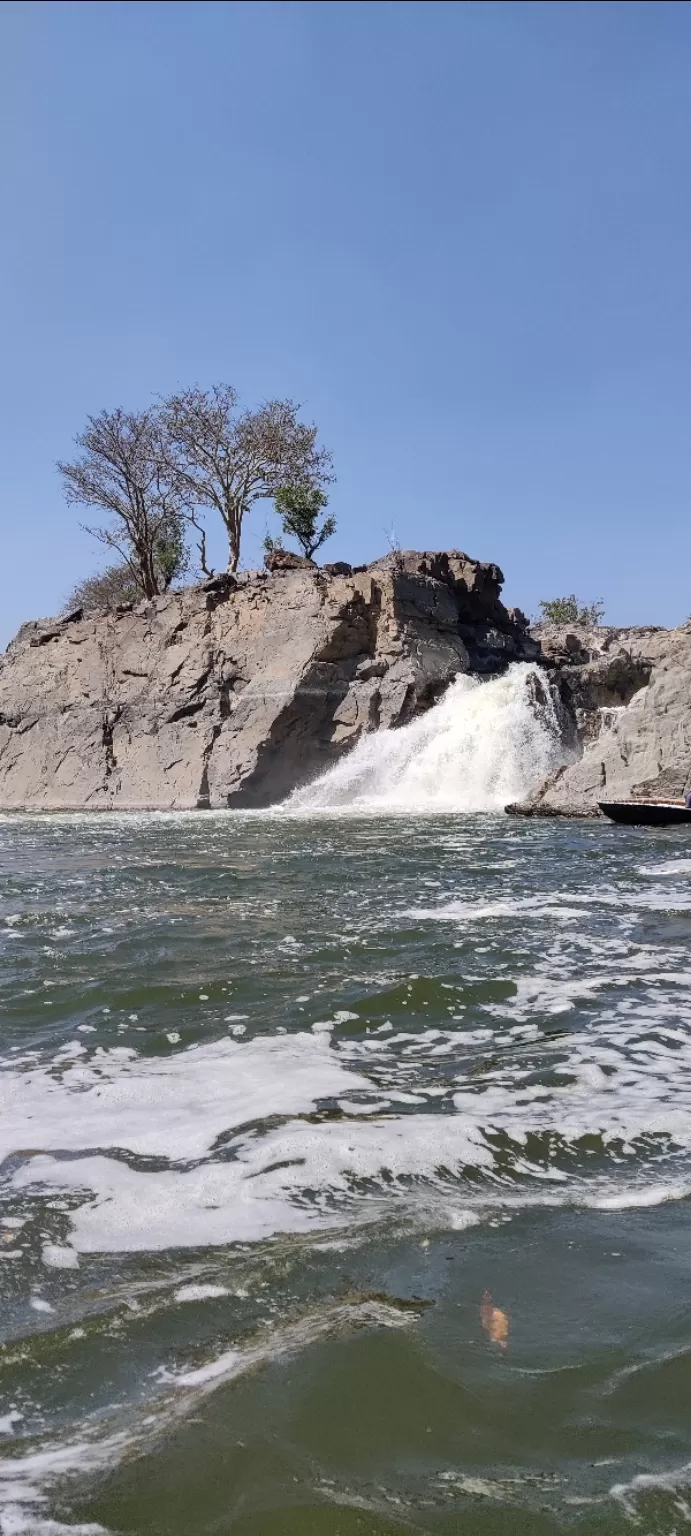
[0,553,536,811]
[263,548,315,572]
[513,623,691,817]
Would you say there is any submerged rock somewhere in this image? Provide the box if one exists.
[0,551,535,810]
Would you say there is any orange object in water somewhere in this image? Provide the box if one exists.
[480,1290,509,1349]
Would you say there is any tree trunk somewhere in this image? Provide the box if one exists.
[227,525,240,572]
[225,502,242,573]
[140,545,159,599]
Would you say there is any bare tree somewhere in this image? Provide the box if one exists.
[59,408,189,599]
[64,563,140,614]
[162,385,333,572]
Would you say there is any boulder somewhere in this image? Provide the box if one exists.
[263,548,315,573]
[201,572,236,595]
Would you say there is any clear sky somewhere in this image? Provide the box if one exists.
[1,0,690,646]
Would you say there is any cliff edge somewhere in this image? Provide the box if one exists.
[0,550,536,810]
[508,621,691,817]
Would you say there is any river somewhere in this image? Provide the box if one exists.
[2,669,691,1534]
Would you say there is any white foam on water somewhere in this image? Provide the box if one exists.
[408,885,691,924]
[11,1010,691,1255]
[163,1298,416,1394]
[0,1299,420,1533]
[406,896,585,924]
[610,1458,691,1521]
[6,907,691,1257]
[0,1515,108,1535]
[173,1284,229,1303]
[0,1438,122,1536]
[41,1245,79,1271]
[0,1032,366,1165]
[0,1418,22,1440]
[286,664,566,813]
[169,1345,242,1386]
[5,944,691,1257]
[641,859,691,877]
[620,889,691,911]
[11,1114,490,1253]
[587,1182,691,1211]
[0,1515,107,1535]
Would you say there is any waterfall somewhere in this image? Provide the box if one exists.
[287,663,567,814]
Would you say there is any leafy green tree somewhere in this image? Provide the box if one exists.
[153,517,189,589]
[273,484,336,561]
[538,595,605,626]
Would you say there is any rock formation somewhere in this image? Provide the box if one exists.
[0,550,537,811]
[508,622,691,817]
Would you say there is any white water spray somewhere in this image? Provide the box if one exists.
[288,663,567,814]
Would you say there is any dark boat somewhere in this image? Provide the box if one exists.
[599,801,691,827]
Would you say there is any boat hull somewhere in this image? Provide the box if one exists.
[599,801,691,827]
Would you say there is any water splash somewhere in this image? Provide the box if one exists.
[288,662,567,813]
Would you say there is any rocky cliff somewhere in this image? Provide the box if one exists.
[0,550,537,811]
[508,621,691,817]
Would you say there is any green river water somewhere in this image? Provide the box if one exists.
[2,809,691,1534]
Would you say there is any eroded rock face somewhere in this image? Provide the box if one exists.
[508,623,691,818]
[0,552,536,810]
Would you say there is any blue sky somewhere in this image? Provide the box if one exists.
[1,0,690,645]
